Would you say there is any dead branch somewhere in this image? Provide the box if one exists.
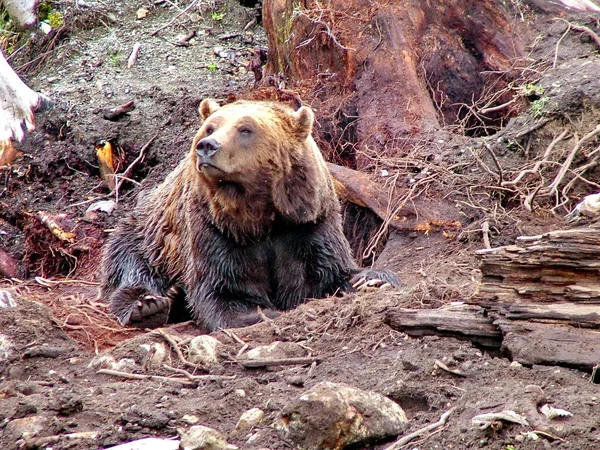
[114,133,158,202]
[103,100,135,121]
[152,328,207,371]
[237,356,323,368]
[150,0,199,36]
[385,407,456,449]
[502,129,569,187]
[163,364,236,381]
[560,19,600,49]
[97,368,196,385]
[482,142,504,185]
[127,43,142,69]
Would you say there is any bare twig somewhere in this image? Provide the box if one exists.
[150,0,199,36]
[114,133,158,202]
[482,142,504,185]
[97,368,196,385]
[481,220,491,249]
[163,365,236,381]
[237,356,323,368]
[385,407,456,450]
[152,328,207,371]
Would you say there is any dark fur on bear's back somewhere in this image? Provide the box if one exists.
[99,99,365,331]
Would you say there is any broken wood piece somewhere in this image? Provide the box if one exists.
[433,359,466,377]
[237,356,322,368]
[35,211,76,243]
[127,42,142,68]
[471,410,529,430]
[475,225,600,306]
[176,30,197,46]
[496,319,600,371]
[95,140,117,190]
[384,304,501,348]
[103,100,135,121]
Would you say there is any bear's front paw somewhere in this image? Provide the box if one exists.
[108,287,173,328]
[351,269,401,291]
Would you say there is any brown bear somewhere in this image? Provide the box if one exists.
[99,99,399,331]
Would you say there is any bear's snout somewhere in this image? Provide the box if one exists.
[196,137,221,159]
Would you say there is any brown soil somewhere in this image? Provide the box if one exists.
[2,1,600,449]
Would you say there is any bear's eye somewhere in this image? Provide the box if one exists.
[205,126,214,135]
[239,127,253,135]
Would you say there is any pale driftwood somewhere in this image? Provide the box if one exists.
[384,305,501,348]
[237,356,322,368]
[385,407,456,450]
[496,320,600,371]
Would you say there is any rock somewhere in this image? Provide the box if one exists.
[235,408,265,431]
[242,341,307,361]
[182,415,200,425]
[187,335,221,366]
[179,425,238,450]
[0,334,14,361]
[141,342,168,369]
[108,437,180,449]
[279,381,408,450]
[5,415,49,440]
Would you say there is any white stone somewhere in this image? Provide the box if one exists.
[187,335,221,365]
[179,425,238,450]
[235,408,264,431]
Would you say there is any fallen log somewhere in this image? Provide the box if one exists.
[497,320,600,371]
[476,226,600,306]
[472,223,600,370]
[384,304,501,349]
[328,162,462,233]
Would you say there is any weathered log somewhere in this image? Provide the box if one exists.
[496,319,600,371]
[328,162,462,233]
[475,226,600,306]
[384,305,502,349]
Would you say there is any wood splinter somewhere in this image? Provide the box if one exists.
[103,100,135,121]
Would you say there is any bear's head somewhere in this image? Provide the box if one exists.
[190,99,336,233]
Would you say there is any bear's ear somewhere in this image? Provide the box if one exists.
[198,99,221,121]
[291,106,314,139]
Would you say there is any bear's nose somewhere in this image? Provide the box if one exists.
[196,137,221,157]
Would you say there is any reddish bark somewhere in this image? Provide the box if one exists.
[262,0,526,168]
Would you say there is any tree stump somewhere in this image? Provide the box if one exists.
[262,0,525,167]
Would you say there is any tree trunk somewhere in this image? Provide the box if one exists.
[262,0,525,168]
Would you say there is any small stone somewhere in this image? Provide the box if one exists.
[5,416,48,440]
[182,415,200,425]
[510,361,523,369]
[234,389,246,398]
[179,425,238,450]
[140,342,168,369]
[242,341,307,361]
[136,7,149,19]
[187,335,221,365]
[235,408,264,431]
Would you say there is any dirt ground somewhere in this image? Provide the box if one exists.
[2,1,600,449]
